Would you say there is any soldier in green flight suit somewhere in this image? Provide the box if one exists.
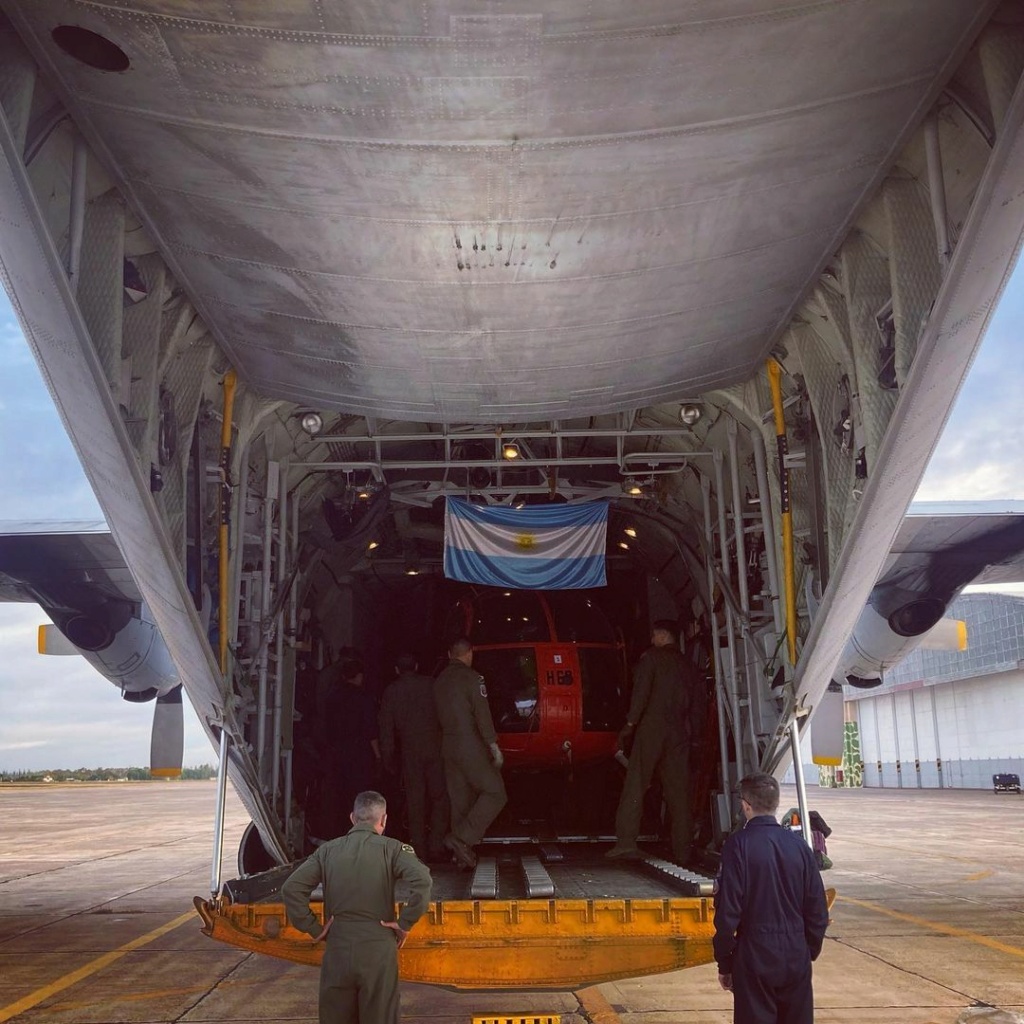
[282,790,432,1024]
[607,619,697,863]
[433,637,507,868]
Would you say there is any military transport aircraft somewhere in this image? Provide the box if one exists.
[3,0,1024,989]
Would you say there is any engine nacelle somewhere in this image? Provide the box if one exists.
[836,603,925,688]
[56,603,178,699]
[836,588,960,689]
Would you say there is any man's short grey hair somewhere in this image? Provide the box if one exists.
[352,790,387,823]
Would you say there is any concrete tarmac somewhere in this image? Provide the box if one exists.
[0,782,1021,1023]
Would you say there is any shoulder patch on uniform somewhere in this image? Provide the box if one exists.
[479,683,488,698]
[402,843,415,853]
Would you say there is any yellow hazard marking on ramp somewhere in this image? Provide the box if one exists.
[838,896,1024,959]
[0,910,194,1022]
[576,985,622,1023]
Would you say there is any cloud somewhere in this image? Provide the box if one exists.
[0,297,103,522]
[916,259,1024,502]
[0,604,213,771]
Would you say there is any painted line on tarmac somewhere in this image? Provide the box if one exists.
[576,984,623,1023]
[0,910,195,1022]
[838,896,1024,959]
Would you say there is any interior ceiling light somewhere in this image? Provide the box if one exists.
[405,569,420,576]
[367,541,378,551]
[679,403,703,426]
[624,527,637,538]
[502,441,521,460]
[628,485,643,496]
[357,490,370,500]
[300,411,323,435]
[618,541,630,550]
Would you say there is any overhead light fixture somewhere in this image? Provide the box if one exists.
[367,541,379,551]
[679,403,702,426]
[300,411,323,435]
[405,569,419,576]
[618,541,630,550]
[628,485,643,496]
[624,527,637,538]
[502,441,521,460]
[357,490,370,500]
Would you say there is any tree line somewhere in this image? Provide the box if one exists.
[0,765,217,782]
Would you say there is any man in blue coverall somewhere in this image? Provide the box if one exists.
[713,773,829,1024]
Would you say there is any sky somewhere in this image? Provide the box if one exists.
[1,258,1024,770]
[0,310,212,770]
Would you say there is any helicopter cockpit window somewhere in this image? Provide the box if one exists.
[542,591,615,644]
[472,649,539,733]
[578,647,626,732]
[471,590,550,644]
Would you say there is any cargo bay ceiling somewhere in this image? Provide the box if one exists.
[0,0,995,421]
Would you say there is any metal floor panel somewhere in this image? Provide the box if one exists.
[390,843,708,902]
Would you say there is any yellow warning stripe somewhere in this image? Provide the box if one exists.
[0,911,194,1022]
[838,896,1024,959]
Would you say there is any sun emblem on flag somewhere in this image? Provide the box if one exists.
[515,532,537,550]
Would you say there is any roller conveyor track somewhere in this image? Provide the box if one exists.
[469,857,499,899]
[520,855,555,897]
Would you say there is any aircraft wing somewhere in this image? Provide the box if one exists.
[0,520,275,811]
[0,520,139,606]
[805,502,1024,767]
[896,502,1024,586]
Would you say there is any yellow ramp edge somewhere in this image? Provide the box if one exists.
[195,895,715,989]
[194,890,837,990]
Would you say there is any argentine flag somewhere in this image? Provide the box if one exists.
[443,498,608,590]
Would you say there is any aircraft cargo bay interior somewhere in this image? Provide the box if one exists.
[3,0,1024,996]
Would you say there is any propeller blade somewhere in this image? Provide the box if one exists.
[919,617,968,651]
[37,624,80,656]
[150,684,184,778]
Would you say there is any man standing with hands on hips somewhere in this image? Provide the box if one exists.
[282,790,431,1024]
[713,772,829,1024]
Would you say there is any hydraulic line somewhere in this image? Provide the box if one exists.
[766,359,798,669]
[218,370,237,679]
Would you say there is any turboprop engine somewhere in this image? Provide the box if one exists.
[45,601,178,697]
[39,601,184,775]
[838,600,951,689]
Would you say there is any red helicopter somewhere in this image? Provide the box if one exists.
[444,586,628,771]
